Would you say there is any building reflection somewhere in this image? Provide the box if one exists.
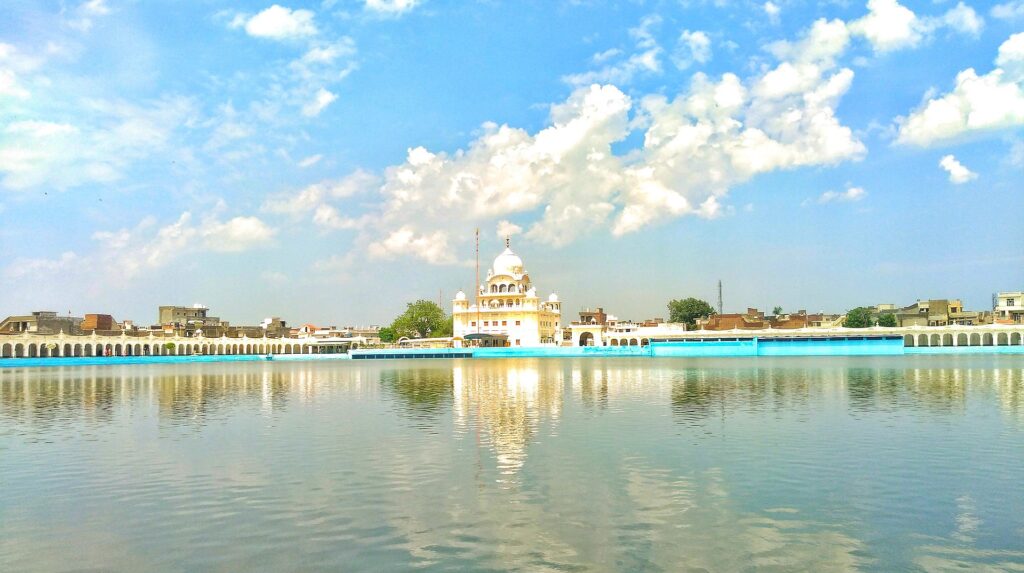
[0,365,296,432]
[662,362,1024,425]
[452,359,563,478]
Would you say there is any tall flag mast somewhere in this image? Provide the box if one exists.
[475,228,480,334]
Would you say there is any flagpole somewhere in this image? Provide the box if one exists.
[475,228,480,336]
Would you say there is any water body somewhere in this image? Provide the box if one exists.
[2,356,1023,572]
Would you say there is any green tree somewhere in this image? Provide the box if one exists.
[845,307,874,328]
[163,342,175,352]
[668,298,716,328]
[391,300,451,339]
[876,313,897,327]
[772,306,783,316]
[377,326,397,343]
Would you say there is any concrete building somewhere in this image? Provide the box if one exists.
[0,311,83,335]
[158,304,222,328]
[893,299,983,327]
[452,242,562,346]
[995,291,1024,324]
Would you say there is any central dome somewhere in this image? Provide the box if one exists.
[492,247,524,276]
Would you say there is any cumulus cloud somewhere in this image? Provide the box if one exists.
[267,17,866,265]
[811,186,867,204]
[231,5,317,40]
[897,33,1024,146]
[673,30,712,71]
[849,0,983,53]
[367,226,457,264]
[764,2,781,25]
[939,154,978,183]
[203,216,277,251]
[365,0,422,15]
[563,15,663,86]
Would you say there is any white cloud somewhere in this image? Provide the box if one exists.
[8,211,278,283]
[67,0,111,32]
[813,186,867,204]
[367,226,457,264]
[262,169,379,229]
[939,154,978,183]
[563,15,663,86]
[992,1,1024,21]
[673,30,712,71]
[764,2,781,25]
[849,0,984,53]
[940,2,984,37]
[0,97,197,191]
[849,0,925,52]
[298,154,323,168]
[496,220,523,240]
[231,5,317,40]
[1010,139,1024,167]
[273,17,866,265]
[0,43,41,100]
[365,0,422,15]
[203,216,277,251]
[302,88,338,116]
[897,33,1024,146]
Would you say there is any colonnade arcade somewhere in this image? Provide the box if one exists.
[0,334,318,358]
[903,330,1024,347]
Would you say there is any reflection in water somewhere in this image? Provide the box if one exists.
[378,366,454,429]
[452,360,563,478]
[1,356,1023,572]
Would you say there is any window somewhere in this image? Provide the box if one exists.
[483,321,489,326]
[502,321,507,326]
[515,320,520,326]
[1009,298,1017,307]
[471,321,476,327]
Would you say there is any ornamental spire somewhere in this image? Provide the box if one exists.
[505,235,510,248]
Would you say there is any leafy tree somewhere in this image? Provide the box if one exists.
[668,298,716,328]
[163,342,175,351]
[845,307,875,328]
[377,326,397,343]
[390,300,451,339]
[772,306,783,316]
[876,313,897,327]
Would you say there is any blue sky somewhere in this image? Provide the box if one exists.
[1,0,1022,326]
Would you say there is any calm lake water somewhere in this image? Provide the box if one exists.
[2,356,1024,572]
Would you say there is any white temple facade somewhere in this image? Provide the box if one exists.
[452,243,562,346]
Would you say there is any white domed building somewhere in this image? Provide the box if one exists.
[452,242,562,346]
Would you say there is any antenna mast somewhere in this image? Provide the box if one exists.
[717,279,723,314]
[475,228,480,334]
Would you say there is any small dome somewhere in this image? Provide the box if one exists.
[491,247,524,276]
[455,290,467,301]
[548,293,559,302]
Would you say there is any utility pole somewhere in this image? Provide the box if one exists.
[717,280,723,314]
